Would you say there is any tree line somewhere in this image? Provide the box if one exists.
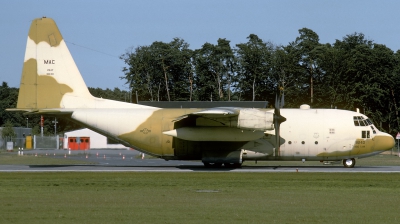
[120,28,400,134]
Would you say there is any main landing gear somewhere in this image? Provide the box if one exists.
[342,158,356,168]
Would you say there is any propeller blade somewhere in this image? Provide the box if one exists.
[273,89,286,157]
[274,118,280,156]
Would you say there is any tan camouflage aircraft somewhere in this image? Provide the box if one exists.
[8,17,395,168]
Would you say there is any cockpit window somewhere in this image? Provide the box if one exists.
[353,116,360,126]
[370,125,377,134]
[354,116,374,127]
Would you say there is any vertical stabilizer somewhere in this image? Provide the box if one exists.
[17,17,93,110]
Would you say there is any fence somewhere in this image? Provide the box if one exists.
[0,137,26,149]
[34,135,60,149]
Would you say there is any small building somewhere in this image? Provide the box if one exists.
[63,128,128,150]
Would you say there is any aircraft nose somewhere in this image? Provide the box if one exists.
[374,132,395,151]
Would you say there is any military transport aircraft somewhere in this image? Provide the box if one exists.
[8,17,395,168]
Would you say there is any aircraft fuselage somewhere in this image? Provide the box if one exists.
[69,106,394,164]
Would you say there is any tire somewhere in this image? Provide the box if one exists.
[343,158,356,168]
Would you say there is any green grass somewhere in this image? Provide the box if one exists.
[1,172,400,223]
[0,151,95,165]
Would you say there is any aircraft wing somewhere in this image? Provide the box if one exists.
[165,107,275,141]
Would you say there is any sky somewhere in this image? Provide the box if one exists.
[1,0,400,90]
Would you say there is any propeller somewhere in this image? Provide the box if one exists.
[274,89,286,157]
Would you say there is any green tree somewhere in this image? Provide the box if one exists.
[270,45,306,107]
[121,38,193,101]
[235,34,275,101]
[390,50,400,133]
[192,38,236,101]
[1,120,16,142]
[289,28,323,106]
[121,45,158,101]
[0,82,24,127]
[316,33,397,132]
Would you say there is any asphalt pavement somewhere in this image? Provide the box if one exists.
[2,148,400,172]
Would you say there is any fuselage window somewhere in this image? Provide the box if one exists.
[315,141,318,145]
[288,141,292,144]
[301,141,305,144]
[329,128,335,134]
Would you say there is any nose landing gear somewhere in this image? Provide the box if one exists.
[343,158,356,168]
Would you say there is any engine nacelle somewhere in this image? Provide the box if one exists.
[237,108,274,131]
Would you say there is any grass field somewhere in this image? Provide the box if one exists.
[1,151,400,223]
[0,151,95,165]
[1,172,400,223]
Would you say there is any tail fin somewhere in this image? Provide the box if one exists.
[17,17,93,110]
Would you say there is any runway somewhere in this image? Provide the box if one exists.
[2,149,400,172]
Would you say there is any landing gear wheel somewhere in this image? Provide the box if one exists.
[343,158,356,168]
